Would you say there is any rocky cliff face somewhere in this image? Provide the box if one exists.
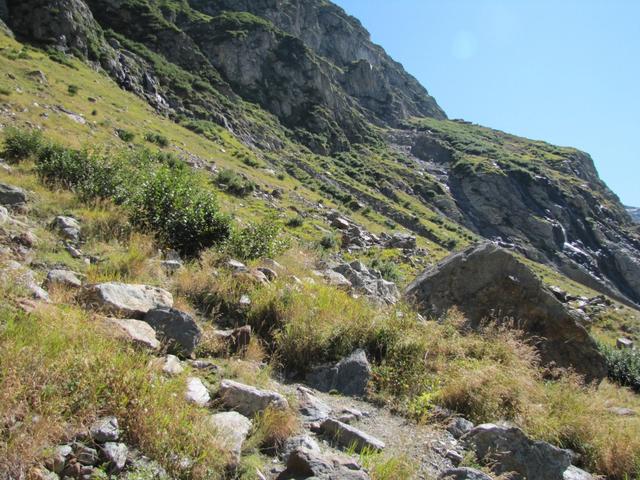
[627,206,640,223]
[3,0,640,306]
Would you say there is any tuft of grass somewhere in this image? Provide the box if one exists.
[356,448,417,480]
[246,407,300,453]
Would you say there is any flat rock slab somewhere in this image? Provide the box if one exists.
[438,467,492,480]
[84,282,173,319]
[320,418,385,452]
[90,416,120,443]
[185,377,210,407]
[279,447,369,480]
[297,386,332,423]
[107,318,160,350]
[218,379,289,417]
[209,411,252,465]
[45,269,82,289]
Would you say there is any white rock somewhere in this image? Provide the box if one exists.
[185,377,210,407]
[209,411,252,465]
[107,318,160,350]
[218,379,289,417]
[84,282,173,318]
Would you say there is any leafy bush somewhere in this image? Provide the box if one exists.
[129,166,231,257]
[286,215,304,228]
[600,343,640,392]
[67,84,79,96]
[319,233,337,250]
[370,258,402,283]
[116,128,135,142]
[144,132,170,147]
[2,127,44,162]
[225,216,288,261]
[215,169,256,197]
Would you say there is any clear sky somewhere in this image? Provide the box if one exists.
[333,0,640,206]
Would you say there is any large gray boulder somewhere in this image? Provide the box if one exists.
[143,308,202,357]
[218,379,289,417]
[405,242,607,382]
[209,411,252,466]
[45,269,82,289]
[462,424,572,480]
[83,282,173,319]
[306,349,371,396]
[0,183,27,206]
[297,386,332,423]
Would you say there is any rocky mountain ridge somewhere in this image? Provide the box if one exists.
[1,1,639,304]
[627,206,640,223]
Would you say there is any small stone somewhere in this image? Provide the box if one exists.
[227,259,247,271]
[108,318,161,350]
[617,337,634,349]
[257,267,278,281]
[438,467,493,480]
[90,416,120,443]
[218,379,289,417]
[45,269,82,289]
[47,444,72,474]
[306,349,371,397]
[162,354,184,376]
[75,445,99,466]
[281,434,320,462]
[447,417,475,439]
[297,386,332,423]
[185,377,210,407]
[209,411,252,466]
[13,231,38,248]
[239,294,251,308]
[102,442,128,472]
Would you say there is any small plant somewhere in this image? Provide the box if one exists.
[116,128,135,142]
[370,258,402,283]
[600,343,640,392]
[2,127,44,163]
[67,84,79,96]
[215,169,256,197]
[0,86,11,96]
[319,233,337,250]
[225,216,288,261]
[286,215,304,228]
[144,132,170,147]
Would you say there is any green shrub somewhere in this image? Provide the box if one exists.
[319,233,337,250]
[2,127,44,162]
[286,215,304,228]
[370,258,402,283]
[129,166,231,257]
[116,128,135,142]
[215,169,256,197]
[600,343,640,392]
[67,84,79,96]
[144,132,170,147]
[225,216,288,261]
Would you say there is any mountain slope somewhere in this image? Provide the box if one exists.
[2,0,640,307]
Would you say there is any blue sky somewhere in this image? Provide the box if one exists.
[333,0,640,206]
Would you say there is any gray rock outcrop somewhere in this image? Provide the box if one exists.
[306,349,371,396]
[406,243,607,382]
[143,308,202,357]
[83,282,173,319]
[209,411,252,466]
[218,379,289,417]
[0,182,26,206]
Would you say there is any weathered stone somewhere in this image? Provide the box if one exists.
[227,259,247,271]
[213,325,252,353]
[51,216,81,241]
[90,416,120,443]
[47,444,73,474]
[563,466,594,480]
[297,386,332,423]
[185,377,210,407]
[2,261,50,301]
[281,434,320,462]
[385,232,417,250]
[438,467,492,480]
[75,445,99,466]
[107,318,160,350]
[617,337,634,349]
[322,269,352,289]
[257,266,278,281]
[320,418,384,452]
[333,261,399,305]
[462,423,572,480]
[447,417,475,439]
[280,447,370,480]
[144,308,202,357]
[218,379,289,417]
[101,442,128,472]
[45,269,82,289]
[209,411,252,466]
[161,354,184,376]
[13,230,38,248]
[331,217,351,230]
[84,282,173,319]
[0,183,27,206]
[406,243,607,382]
[306,349,371,396]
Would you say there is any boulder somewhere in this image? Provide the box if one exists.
[90,416,120,443]
[617,337,634,349]
[333,261,399,305]
[84,282,173,319]
[46,445,73,474]
[447,417,475,439]
[279,447,369,480]
[212,325,252,353]
[462,423,572,480]
[438,468,492,480]
[45,269,82,289]
[405,243,607,382]
[257,266,278,281]
[386,232,417,250]
[13,230,38,248]
[185,377,210,407]
[209,411,252,466]
[563,466,594,480]
[107,318,160,350]
[322,269,352,289]
[0,183,27,206]
[2,261,50,301]
[218,379,289,417]
[320,418,385,452]
[143,308,202,357]
[281,434,321,462]
[306,349,371,396]
[101,443,128,472]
